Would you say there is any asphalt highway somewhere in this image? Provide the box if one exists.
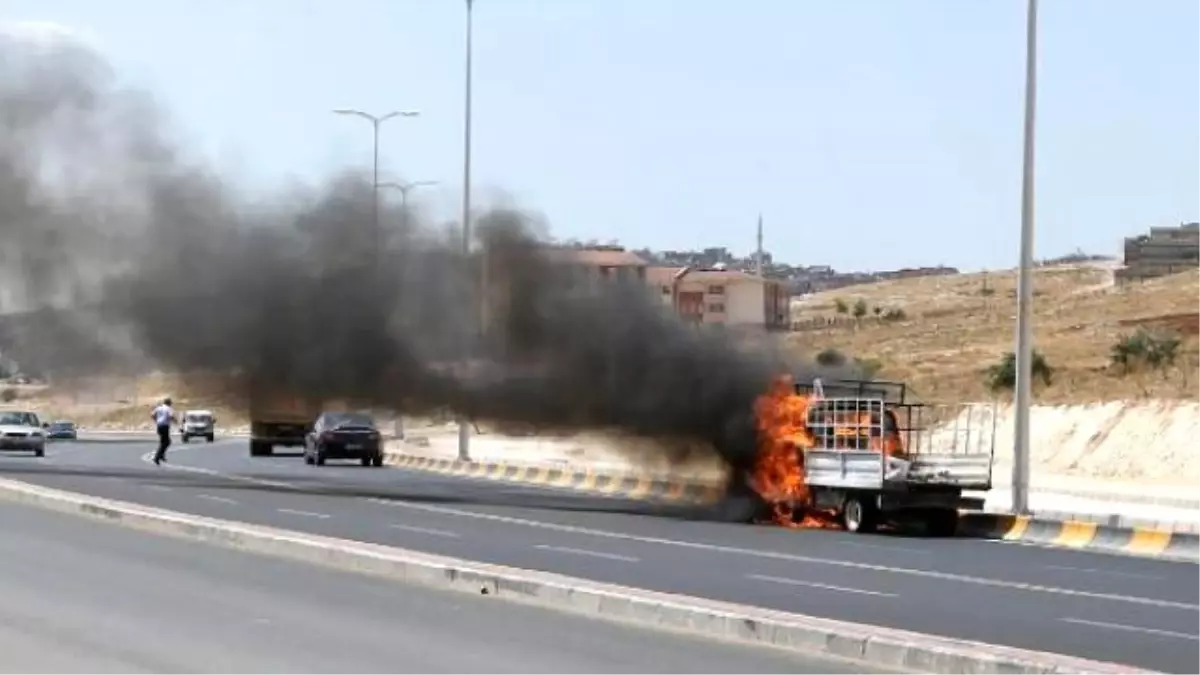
[0,495,873,673]
[2,438,1197,673]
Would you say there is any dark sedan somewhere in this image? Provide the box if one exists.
[46,420,77,440]
[303,411,383,467]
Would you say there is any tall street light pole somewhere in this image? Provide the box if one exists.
[1011,0,1039,515]
[458,0,475,463]
[378,180,440,233]
[332,108,420,257]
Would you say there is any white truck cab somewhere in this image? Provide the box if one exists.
[180,409,216,443]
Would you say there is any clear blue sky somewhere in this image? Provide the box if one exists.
[5,1,1198,272]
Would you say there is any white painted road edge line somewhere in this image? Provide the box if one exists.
[0,475,1153,675]
[533,544,640,563]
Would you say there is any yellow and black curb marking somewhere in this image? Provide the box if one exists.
[958,512,1199,562]
[384,452,725,505]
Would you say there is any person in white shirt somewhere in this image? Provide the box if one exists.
[151,398,176,465]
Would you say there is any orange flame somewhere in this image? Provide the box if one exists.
[749,374,839,529]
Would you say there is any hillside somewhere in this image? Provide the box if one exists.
[787,263,1198,405]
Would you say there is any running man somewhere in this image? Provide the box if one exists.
[151,397,176,465]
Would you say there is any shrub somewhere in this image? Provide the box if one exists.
[1110,328,1181,373]
[834,298,849,314]
[872,306,883,316]
[816,348,847,367]
[881,307,908,322]
[852,299,868,318]
[0,388,16,403]
[985,350,1054,392]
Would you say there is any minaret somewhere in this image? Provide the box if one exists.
[755,212,764,277]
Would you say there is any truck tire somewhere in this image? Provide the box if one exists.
[924,508,959,537]
[371,454,384,468]
[206,434,214,443]
[360,456,372,467]
[249,440,272,457]
[842,495,878,534]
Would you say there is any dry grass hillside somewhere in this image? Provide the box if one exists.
[788,263,1199,404]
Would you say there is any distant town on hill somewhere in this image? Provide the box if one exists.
[553,238,1119,295]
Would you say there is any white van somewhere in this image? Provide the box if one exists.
[180,409,216,443]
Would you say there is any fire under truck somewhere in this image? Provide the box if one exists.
[784,377,996,536]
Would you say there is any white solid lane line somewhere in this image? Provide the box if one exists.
[1060,617,1199,641]
[143,485,172,492]
[276,508,330,520]
[367,498,1197,612]
[1044,564,1164,581]
[533,544,640,563]
[196,494,239,506]
[138,453,1196,613]
[747,574,898,598]
[387,524,460,538]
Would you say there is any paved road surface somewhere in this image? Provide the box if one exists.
[0,498,875,674]
[3,439,1197,673]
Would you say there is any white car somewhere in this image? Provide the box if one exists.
[0,410,46,457]
[179,409,216,443]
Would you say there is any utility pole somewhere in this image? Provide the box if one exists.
[332,108,420,260]
[1011,0,1039,515]
[457,0,476,463]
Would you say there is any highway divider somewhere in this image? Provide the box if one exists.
[957,512,1199,563]
[384,452,725,505]
[384,449,1200,563]
[0,475,1153,675]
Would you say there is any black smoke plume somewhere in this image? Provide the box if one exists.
[0,26,845,473]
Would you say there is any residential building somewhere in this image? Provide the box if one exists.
[1116,222,1199,283]
[541,245,648,288]
[648,265,790,331]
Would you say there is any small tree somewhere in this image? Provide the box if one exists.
[882,308,908,322]
[0,388,16,403]
[852,298,868,319]
[816,348,847,367]
[872,306,883,316]
[985,350,1054,392]
[834,298,849,314]
[1110,328,1181,374]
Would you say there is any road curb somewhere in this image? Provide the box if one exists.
[0,475,1151,675]
[383,451,726,505]
[958,512,1199,563]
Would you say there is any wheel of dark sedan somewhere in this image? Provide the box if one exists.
[842,495,878,534]
[34,447,44,458]
[206,434,214,443]
[371,455,384,468]
[314,448,325,466]
[360,456,371,467]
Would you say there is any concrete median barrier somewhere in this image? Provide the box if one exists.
[384,452,726,505]
[0,475,1153,674]
[958,512,1199,563]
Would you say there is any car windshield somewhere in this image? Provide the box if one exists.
[186,413,211,423]
[328,412,374,428]
[0,412,38,427]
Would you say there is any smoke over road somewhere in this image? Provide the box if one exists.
[0,24,846,473]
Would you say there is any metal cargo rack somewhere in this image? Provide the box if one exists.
[789,377,998,536]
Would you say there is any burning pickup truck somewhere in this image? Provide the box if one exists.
[747,374,996,536]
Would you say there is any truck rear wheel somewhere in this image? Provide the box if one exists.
[842,495,878,534]
[249,441,272,457]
